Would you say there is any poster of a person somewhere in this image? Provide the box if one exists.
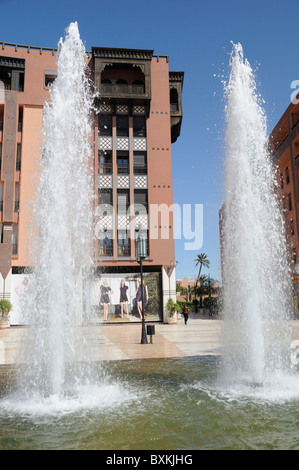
[134,278,148,319]
[119,279,131,319]
[11,275,30,325]
[99,279,114,321]
[92,272,162,323]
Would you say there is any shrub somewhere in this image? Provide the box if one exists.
[166,298,181,316]
[0,299,13,317]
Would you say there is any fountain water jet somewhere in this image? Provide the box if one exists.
[17,22,96,397]
[221,43,293,386]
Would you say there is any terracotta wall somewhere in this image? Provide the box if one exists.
[0,46,57,270]
[271,101,299,274]
[1,46,176,271]
[146,57,175,267]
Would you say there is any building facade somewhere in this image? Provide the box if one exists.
[269,98,299,311]
[0,42,183,324]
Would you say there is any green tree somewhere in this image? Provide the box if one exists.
[193,253,210,311]
[194,253,210,279]
[192,275,208,308]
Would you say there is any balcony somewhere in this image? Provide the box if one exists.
[92,47,153,114]
[0,56,25,92]
[169,71,184,143]
[101,83,145,95]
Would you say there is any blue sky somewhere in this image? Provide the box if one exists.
[1,0,298,282]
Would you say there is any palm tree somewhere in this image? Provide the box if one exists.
[193,253,210,311]
[194,253,210,279]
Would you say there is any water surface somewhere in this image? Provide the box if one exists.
[1,356,299,450]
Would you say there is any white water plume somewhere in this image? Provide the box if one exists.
[17,22,96,397]
[221,43,293,385]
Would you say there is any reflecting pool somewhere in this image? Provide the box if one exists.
[1,356,299,450]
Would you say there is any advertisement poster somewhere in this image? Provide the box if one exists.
[11,273,31,325]
[91,272,162,323]
[10,271,163,325]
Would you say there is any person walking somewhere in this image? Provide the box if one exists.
[182,304,189,325]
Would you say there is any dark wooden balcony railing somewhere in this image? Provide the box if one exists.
[101,83,145,95]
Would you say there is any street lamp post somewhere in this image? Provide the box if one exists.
[136,233,148,344]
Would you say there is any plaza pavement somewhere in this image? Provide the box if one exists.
[1,315,299,365]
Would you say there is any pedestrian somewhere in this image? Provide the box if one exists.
[182,304,189,325]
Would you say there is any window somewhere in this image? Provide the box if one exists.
[291,219,295,236]
[14,183,19,212]
[170,87,179,112]
[16,144,21,171]
[282,195,286,212]
[117,190,130,215]
[134,190,148,212]
[286,167,290,185]
[0,56,25,92]
[45,71,57,87]
[18,106,23,132]
[99,232,113,257]
[99,189,113,207]
[99,150,112,174]
[293,248,297,265]
[0,105,3,130]
[134,152,147,174]
[288,193,292,211]
[99,115,112,136]
[118,231,130,256]
[12,223,18,255]
[133,116,146,137]
[117,151,129,174]
[117,115,129,137]
[0,182,3,212]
